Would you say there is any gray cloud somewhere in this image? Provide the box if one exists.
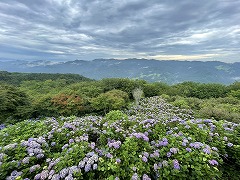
[0,0,239,62]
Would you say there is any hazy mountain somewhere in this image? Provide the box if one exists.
[0,59,239,84]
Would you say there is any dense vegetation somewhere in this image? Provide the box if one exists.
[0,71,92,86]
[0,71,240,179]
[0,97,240,179]
[0,71,240,124]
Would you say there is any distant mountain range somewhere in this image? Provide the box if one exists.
[0,59,239,84]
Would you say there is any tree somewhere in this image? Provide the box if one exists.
[0,83,31,123]
[228,90,240,100]
[91,90,129,114]
[100,78,146,99]
[51,93,89,116]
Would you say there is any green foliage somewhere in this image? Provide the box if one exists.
[66,81,104,98]
[0,71,92,85]
[100,78,146,98]
[0,83,31,123]
[172,99,189,109]
[91,90,129,114]
[172,82,200,97]
[105,110,128,123]
[167,96,240,123]
[228,90,240,100]
[227,81,240,91]
[172,82,228,99]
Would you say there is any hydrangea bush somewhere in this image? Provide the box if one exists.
[0,97,239,179]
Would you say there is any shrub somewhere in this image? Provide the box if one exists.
[0,97,239,179]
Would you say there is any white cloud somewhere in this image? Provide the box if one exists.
[0,0,239,62]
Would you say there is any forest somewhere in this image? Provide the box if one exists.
[0,71,240,179]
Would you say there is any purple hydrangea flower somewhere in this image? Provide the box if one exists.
[84,163,91,172]
[208,159,218,166]
[173,159,180,170]
[162,160,168,167]
[143,135,149,142]
[22,157,30,164]
[132,167,137,171]
[190,142,203,149]
[212,147,218,151]
[182,142,187,146]
[166,130,173,135]
[90,142,96,149]
[49,170,55,177]
[185,125,191,129]
[132,133,149,141]
[78,161,85,168]
[69,166,79,174]
[59,168,68,178]
[34,173,41,180]
[203,147,211,154]
[143,152,149,158]
[142,174,151,180]
[158,162,162,168]
[51,174,60,180]
[36,153,44,159]
[113,141,121,149]
[40,170,49,180]
[65,174,74,180]
[159,140,168,146]
[116,158,121,163]
[153,150,160,157]
[167,152,172,157]
[142,156,148,162]
[106,153,113,158]
[69,139,74,144]
[227,143,233,147]
[162,138,168,142]
[62,144,69,150]
[29,164,41,173]
[170,148,179,154]
[86,151,95,157]
[93,163,98,170]
[131,173,138,180]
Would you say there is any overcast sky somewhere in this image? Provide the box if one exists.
[0,0,240,62]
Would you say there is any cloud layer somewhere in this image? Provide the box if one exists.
[0,0,240,62]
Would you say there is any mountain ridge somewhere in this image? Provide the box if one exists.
[0,59,239,84]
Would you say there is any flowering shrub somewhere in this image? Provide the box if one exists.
[0,97,239,179]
